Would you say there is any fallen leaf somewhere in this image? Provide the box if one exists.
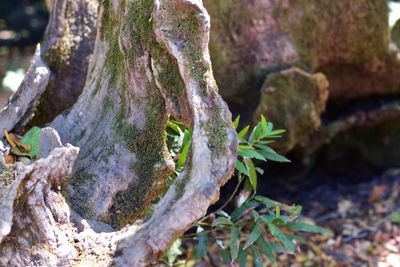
[4,153,15,164]
[369,184,386,203]
[3,127,41,159]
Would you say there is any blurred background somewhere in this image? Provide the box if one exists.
[0,0,48,107]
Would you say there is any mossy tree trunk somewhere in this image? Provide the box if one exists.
[0,0,237,266]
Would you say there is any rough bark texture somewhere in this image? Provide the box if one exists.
[29,0,98,126]
[0,0,237,265]
[0,45,50,136]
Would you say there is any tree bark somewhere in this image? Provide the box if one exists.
[0,0,237,265]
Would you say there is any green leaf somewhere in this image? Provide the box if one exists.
[251,210,260,221]
[288,205,303,217]
[176,142,190,171]
[287,234,306,243]
[233,116,240,129]
[255,196,283,208]
[271,243,285,253]
[272,207,286,226]
[221,248,231,264]
[238,148,265,161]
[249,125,261,144]
[166,120,180,134]
[20,127,41,159]
[266,121,273,132]
[389,211,400,223]
[252,247,263,267]
[244,157,257,191]
[286,222,333,235]
[182,129,192,148]
[237,246,248,267]
[236,160,249,176]
[254,144,290,162]
[268,223,295,253]
[237,126,250,139]
[238,145,254,149]
[230,225,240,260]
[243,178,253,193]
[266,129,286,136]
[164,239,182,265]
[260,115,268,132]
[255,236,276,263]
[211,217,233,228]
[231,200,259,221]
[244,222,262,249]
[194,231,208,258]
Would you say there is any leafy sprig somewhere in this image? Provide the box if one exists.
[163,116,332,266]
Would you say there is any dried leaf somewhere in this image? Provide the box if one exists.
[4,153,15,164]
[3,128,33,158]
[368,184,386,203]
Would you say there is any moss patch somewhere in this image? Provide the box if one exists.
[253,68,329,152]
[167,8,209,96]
[274,0,389,69]
[203,107,228,158]
[69,171,97,218]
[109,81,171,227]
[95,0,219,227]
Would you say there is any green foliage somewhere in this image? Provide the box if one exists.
[235,115,290,195]
[389,211,400,223]
[163,116,331,266]
[20,127,41,159]
[166,120,192,175]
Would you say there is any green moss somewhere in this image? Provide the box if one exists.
[44,35,72,69]
[124,0,154,60]
[152,45,185,98]
[151,44,188,115]
[204,107,228,158]
[110,81,171,227]
[255,69,328,151]
[102,96,114,113]
[167,10,209,96]
[274,0,389,69]
[98,0,214,227]
[92,76,102,97]
[69,171,97,218]
[174,170,191,200]
[100,0,118,40]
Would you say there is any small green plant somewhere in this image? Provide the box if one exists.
[163,116,332,266]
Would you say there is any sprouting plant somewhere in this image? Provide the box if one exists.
[165,120,192,186]
[163,116,332,266]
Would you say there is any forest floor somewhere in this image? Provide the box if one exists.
[274,168,400,267]
[182,169,400,267]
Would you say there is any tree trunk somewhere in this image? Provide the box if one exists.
[205,0,400,166]
[0,0,237,266]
